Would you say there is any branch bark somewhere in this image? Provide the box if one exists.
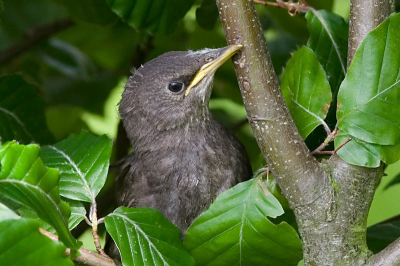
[40,228,119,266]
[218,0,396,265]
[216,0,328,211]
[366,237,400,266]
[0,18,74,66]
[347,0,395,66]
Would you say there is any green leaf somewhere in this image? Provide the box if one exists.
[53,0,117,26]
[0,203,19,221]
[337,14,400,147]
[105,207,195,266]
[335,130,400,167]
[184,178,303,266]
[0,74,54,145]
[0,142,80,254]
[0,205,73,266]
[40,131,112,203]
[66,200,86,230]
[196,0,219,30]
[306,10,348,97]
[281,46,332,139]
[367,217,400,253]
[106,0,196,33]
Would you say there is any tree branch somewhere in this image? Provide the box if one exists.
[0,18,74,66]
[216,0,328,211]
[347,0,395,66]
[366,237,400,266]
[40,228,119,266]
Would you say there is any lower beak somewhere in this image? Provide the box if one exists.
[185,44,243,96]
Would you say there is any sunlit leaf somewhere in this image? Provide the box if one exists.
[281,46,332,139]
[336,14,400,166]
[0,75,54,145]
[335,130,400,167]
[106,0,196,33]
[0,142,80,254]
[105,207,195,266]
[184,178,303,266]
[337,14,400,145]
[40,131,112,203]
[0,204,73,266]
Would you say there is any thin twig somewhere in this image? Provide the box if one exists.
[0,18,74,66]
[334,138,351,153]
[39,228,119,266]
[311,128,338,155]
[253,0,313,16]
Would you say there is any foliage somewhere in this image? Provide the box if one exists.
[1,0,400,265]
[0,204,73,266]
[184,177,302,266]
[105,207,195,266]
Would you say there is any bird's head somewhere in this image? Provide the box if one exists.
[120,45,242,140]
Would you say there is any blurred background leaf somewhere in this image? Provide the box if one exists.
[0,74,54,144]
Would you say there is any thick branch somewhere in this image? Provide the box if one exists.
[40,229,118,266]
[366,237,400,266]
[216,0,327,209]
[0,18,74,66]
[347,0,395,66]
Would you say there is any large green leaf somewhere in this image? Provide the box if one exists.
[336,14,400,166]
[105,207,196,266]
[40,131,112,203]
[0,204,73,266]
[106,0,195,33]
[184,178,303,266]
[0,142,80,253]
[53,0,117,26]
[0,74,54,145]
[306,10,348,97]
[337,14,400,146]
[281,46,332,139]
[335,130,400,167]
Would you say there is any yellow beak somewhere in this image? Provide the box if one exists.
[185,44,243,97]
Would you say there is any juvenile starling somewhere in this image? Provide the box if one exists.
[117,44,252,234]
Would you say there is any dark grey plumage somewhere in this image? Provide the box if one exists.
[117,46,252,235]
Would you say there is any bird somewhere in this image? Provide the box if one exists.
[115,44,252,242]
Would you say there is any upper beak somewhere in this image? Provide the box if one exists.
[185,44,243,96]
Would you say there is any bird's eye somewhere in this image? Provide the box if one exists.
[168,81,184,93]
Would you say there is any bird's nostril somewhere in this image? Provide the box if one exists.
[206,57,214,62]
